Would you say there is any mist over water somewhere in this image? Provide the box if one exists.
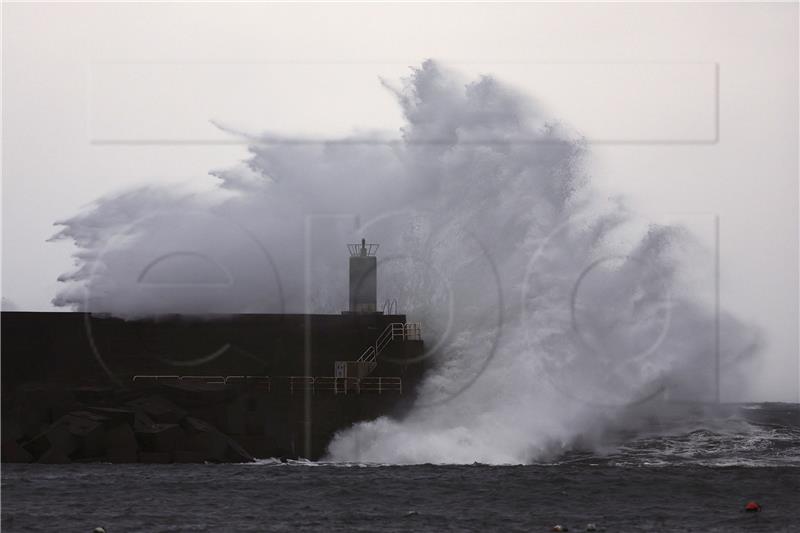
[52,61,760,464]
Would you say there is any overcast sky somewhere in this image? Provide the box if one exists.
[1,1,797,402]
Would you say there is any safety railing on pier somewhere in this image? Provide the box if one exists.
[131,375,400,394]
[357,322,422,363]
[224,376,272,390]
[358,345,376,362]
[178,375,226,385]
[359,377,402,394]
[132,375,270,391]
[297,376,401,395]
[132,375,182,385]
[288,376,315,394]
[314,376,360,394]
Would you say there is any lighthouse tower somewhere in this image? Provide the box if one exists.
[347,238,378,313]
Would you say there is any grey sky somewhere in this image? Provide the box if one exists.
[1,2,797,401]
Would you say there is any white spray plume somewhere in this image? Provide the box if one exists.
[52,60,760,463]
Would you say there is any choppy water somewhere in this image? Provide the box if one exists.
[2,404,798,532]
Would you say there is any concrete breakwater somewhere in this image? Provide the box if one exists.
[1,312,427,462]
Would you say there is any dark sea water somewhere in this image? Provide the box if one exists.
[3,404,799,532]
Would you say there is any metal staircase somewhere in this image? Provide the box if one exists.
[334,322,421,379]
[357,322,422,364]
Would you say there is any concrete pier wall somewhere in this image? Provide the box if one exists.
[1,312,428,461]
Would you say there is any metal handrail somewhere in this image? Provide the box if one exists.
[359,377,402,394]
[225,376,271,391]
[357,322,422,363]
[358,345,376,362]
[288,376,315,394]
[133,375,269,387]
[403,323,422,340]
[179,375,225,384]
[133,374,399,394]
[132,375,180,383]
[374,324,396,354]
[315,376,360,394]
[382,299,398,314]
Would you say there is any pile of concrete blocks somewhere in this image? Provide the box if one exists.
[2,394,254,464]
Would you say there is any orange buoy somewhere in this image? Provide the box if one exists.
[744,501,762,512]
[552,526,569,532]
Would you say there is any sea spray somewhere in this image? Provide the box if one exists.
[51,60,759,463]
